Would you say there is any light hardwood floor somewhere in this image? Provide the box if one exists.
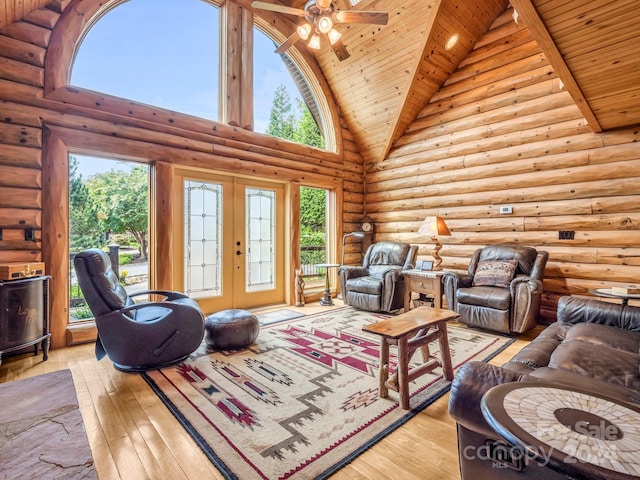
[0,302,541,480]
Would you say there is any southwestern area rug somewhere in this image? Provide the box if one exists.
[257,308,305,325]
[142,307,514,480]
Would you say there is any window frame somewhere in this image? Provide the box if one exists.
[45,0,340,153]
[40,0,345,348]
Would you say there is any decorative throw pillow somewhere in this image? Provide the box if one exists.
[472,260,518,288]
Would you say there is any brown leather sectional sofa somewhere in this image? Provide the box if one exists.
[448,295,640,479]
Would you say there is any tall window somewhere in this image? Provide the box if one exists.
[71,0,220,121]
[300,186,328,285]
[69,156,149,322]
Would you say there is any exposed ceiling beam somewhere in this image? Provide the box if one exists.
[379,0,444,163]
[509,0,602,132]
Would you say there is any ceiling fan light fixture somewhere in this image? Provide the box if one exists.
[445,33,459,51]
[327,28,342,45]
[297,23,312,40]
[252,0,387,61]
[317,15,333,34]
[308,34,321,50]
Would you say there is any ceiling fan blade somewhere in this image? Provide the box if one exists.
[251,1,307,17]
[329,38,350,61]
[334,10,389,25]
[275,31,300,54]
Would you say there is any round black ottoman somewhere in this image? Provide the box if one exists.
[204,309,260,350]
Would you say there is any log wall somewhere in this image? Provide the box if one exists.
[366,9,640,322]
[0,2,365,348]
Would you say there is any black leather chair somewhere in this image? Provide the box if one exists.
[442,244,548,334]
[338,241,418,313]
[74,249,205,372]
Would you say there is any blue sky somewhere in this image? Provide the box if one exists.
[71,0,301,177]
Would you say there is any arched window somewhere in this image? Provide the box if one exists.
[68,0,333,149]
[71,0,220,121]
[253,28,326,148]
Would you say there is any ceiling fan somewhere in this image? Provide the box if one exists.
[251,0,388,61]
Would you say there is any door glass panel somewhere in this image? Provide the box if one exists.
[184,180,222,297]
[246,187,275,292]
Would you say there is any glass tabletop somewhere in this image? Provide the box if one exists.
[314,263,341,268]
[590,288,640,300]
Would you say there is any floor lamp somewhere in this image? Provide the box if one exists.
[417,216,451,270]
[339,232,366,299]
[341,231,366,265]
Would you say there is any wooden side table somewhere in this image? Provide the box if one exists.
[363,306,459,409]
[401,269,444,311]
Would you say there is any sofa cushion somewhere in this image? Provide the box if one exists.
[548,339,640,392]
[564,322,640,354]
[558,296,624,326]
[457,285,511,310]
[472,260,517,288]
[504,322,570,370]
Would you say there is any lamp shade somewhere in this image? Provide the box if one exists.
[297,23,312,40]
[417,216,451,237]
[308,35,321,50]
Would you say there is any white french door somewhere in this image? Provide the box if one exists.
[175,170,285,313]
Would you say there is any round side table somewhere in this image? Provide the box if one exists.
[315,263,340,306]
[589,288,640,306]
[481,382,640,479]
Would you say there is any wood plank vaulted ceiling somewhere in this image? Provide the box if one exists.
[2,0,639,163]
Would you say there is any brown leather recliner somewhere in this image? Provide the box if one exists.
[338,241,418,313]
[443,245,548,334]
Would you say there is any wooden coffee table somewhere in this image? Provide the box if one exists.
[363,306,459,409]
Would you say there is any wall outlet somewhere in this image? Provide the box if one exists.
[559,230,575,240]
[24,228,35,241]
[499,206,513,214]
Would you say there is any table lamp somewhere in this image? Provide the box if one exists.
[417,216,451,270]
